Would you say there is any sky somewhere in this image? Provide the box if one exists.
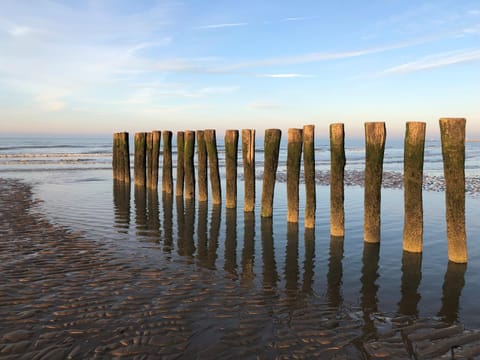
[0,0,479,139]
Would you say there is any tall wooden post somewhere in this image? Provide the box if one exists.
[176,131,185,197]
[364,122,386,243]
[403,122,426,253]
[287,128,303,223]
[242,129,256,212]
[225,130,239,208]
[162,131,173,194]
[303,125,315,228]
[330,124,346,236]
[184,130,196,200]
[261,129,282,218]
[134,132,147,187]
[146,130,161,189]
[205,129,222,205]
[197,130,208,202]
[440,118,467,263]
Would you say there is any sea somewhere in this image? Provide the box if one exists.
[1,134,480,331]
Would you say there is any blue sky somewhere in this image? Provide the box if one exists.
[0,0,479,138]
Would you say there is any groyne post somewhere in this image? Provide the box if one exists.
[330,123,346,236]
[225,130,239,208]
[439,118,467,263]
[197,130,208,202]
[364,122,386,243]
[242,129,256,212]
[287,128,303,223]
[134,132,147,187]
[261,129,282,218]
[113,132,130,183]
[303,125,316,228]
[162,131,173,194]
[184,130,196,200]
[146,130,161,189]
[403,122,426,253]
[176,131,185,197]
[205,129,222,205]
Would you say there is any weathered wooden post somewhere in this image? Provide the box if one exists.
[197,130,208,202]
[113,132,119,180]
[146,130,161,189]
[242,129,256,212]
[261,129,282,218]
[134,132,147,187]
[225,130,239,208]
[176,131,185,197]
[330,123,346,236]
[205,129,222,205]
[303,125,315,228]
[403,122,426,253]
[287,128,303,223]
[162,131,173,194]
[184,130,196,200]
[146,132,153,188]
[439,118,467,263]
[113,132,131,183]
[364,122,386,243]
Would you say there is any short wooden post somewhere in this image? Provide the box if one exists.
[225,130,239,208]
[113,132,119,180]
[146,130,161,189]
[197,130,208,202]
[114,132,131,183]
[162,131,173,193]
[184,130,196,200]
[261,129,282,218]
[134,132,147,187]
[287,128,303,223]
[303,125,315,228]
[205,129,222,205]
[364,122,386,243]
[403,122,426,253]
[440,118,467,263]
[176,131,185,197]
[330,124,346,236]
[242,129,256,212]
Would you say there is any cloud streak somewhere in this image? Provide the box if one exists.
[196,22,248,29]
[257,73,314,78]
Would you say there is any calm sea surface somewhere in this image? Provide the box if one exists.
[1,135,480,330]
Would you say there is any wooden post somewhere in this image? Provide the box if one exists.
[184,130,196,200]
[176,131,185,197]
[364,122,386,243]
[242,129,256,212]
[146,130,161,189]
[303,125,315,228]
[162,131,173,194]
[287,128,303,223]
[330,124,346,236]
[403,122,426,253]
[146,132,153,188]
[134,132,147,187]
[225,130,239,208]
[120,132,131,183]
[205,129,222,205]
[261,129,282,218]
[197,130,208,202]
[439,118,467,263]
[113,132,119,181]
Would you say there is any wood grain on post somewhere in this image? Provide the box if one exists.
[205,129,222,205]
[184,130,196,200]
[150,131,161,189]
[176,131,185,197]
[403,122,426,253]
[162,131,173,193]
[287,128,303,223]
[113,133,119,181]
[197,130,208,202]
[440,118,467,263]
[303,125,316,228]
[225,130,239,208]
[120,132,131,183]
[242,129,256,212]
[330,123,346,236]
[261,129,282,218]
[146,132,153,188]
[134,132,147,187]
[364,122,386,243]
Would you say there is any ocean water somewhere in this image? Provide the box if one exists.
[1,134,480,332]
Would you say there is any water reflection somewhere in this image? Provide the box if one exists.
[261,217,278,290]
[184,198,196,258]
[327,236,344,308]
[241,212,255,284]
[224,208,238,277]
[134,185,148,236]
[113,181,130,233]
[438,261,467,323]
[196,201,208,266]
[285,222,299,294]
[162,192,173,253]
[176,196,184,256]
[360,242,380,339]
[207,205,221,270]
[147,189,161,240]
[302,228,315,294]
[398,252,422,316]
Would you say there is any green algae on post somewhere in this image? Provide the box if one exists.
[242,129,256,212]
[225,130,239,209]
[287,128,303,223]
[261,129,281,218]
[205,129,222,205]
[175,131,185,197]
[184,130,196,200]
[303,125,316,228]
[197,130,208,202]
[330,123,346,236]
[162,131,173,194]
[134,132,147,188]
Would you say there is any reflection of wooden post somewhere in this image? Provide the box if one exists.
[287,128,303,223]
[303,125,315,228]
[162,131,173,193]
[176,131,185,197]
[225,130,239,208]
[403,122,426,253]
[134,132,147,187]
[205,129,222,205]
[440,118,467,263]
[197,130,208,202]
[261,129,281,218]
[184,130,196,200]
[330,124,346,236]
[242,129,256,212]
[364,122,386,243]
[147,130,161,189]
[113,132,131,183]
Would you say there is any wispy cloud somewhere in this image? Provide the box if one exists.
[196,22,248,29]
[257,73,314,78]
[283,16,320,22]
[7,25,34,37]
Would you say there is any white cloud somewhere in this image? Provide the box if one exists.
[257,73,314,78]
[196,22,248,29]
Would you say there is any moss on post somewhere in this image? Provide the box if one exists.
[134,132,147,187]
[175,131,185,197]
[205,129,222,205]
[303,125,315,228]
[184,130,196,200]
[162,131,173,193]
[330,123,346,236]
[242,129,256,212]
[225,130,239,208]
[197,130,208,202]
[261,129,281,218]
[287,128,303,223]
